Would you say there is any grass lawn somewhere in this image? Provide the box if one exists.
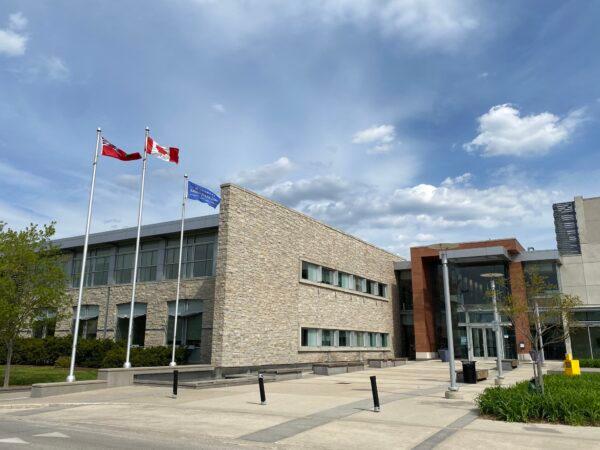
[0,365,98,387]
[477,373,600,426]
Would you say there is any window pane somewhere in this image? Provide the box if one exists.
[339,330,348,347]
[381,334,388,347]
[166,316,184,345]
[322,267,334,285]
[322,330,332,346]
[571,327,592,359]
[185,314,202,346]
[356,332,364,347]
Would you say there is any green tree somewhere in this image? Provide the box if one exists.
[496,269,581,394]
[0,222,69,387]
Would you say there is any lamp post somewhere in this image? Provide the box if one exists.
[429,243,461,399]
[482,273,504,385]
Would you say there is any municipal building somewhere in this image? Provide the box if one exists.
[41,184,600,367]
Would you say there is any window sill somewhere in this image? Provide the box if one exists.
[299,347,391,352]
[299,279,389,302]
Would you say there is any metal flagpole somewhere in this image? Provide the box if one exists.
[67,127,102,383]
[441,251,458,393]
[124,127,149,369]
[170,174,188,367]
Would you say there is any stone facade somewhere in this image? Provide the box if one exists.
[211,184,402,368]
[56,278,216,362]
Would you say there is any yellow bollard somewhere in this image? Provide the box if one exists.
[564,353,581,376]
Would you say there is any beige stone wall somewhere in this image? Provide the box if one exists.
[55,278,215,363]
[560,196,600,306]
[211,184,402,367]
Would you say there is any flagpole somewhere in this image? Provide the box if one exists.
[67,127,102,383]
[124,126,149,369]
[170,174,188,367]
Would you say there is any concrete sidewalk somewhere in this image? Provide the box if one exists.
[1,360,599,449]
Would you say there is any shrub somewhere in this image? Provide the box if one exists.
[1,337,189,369]
[477,374,600,426]
[100,346,188,368]
[580,358,600,368]
[54,356,71,368]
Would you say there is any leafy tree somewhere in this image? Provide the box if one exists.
[495,269,581,394]
[0,222,69,387]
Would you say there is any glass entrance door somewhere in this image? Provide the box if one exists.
[468,326,505,360]
[472,328,485,358]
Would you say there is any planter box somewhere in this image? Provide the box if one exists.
[313,362,365,376]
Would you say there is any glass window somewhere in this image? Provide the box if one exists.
[571,327,592,359]
[321,267,335,285]
[167,299,203,347]
[367,280,378,295]
[72,248,111,287]
[354,277,366,293]
[369,332,377,347]
[114,243,158,284]
[339,330,349,347]
[301,328,318,346]
[356,332,365,347]
[524,261,559,292]
[32,308,57,338]
[322,329,333,346]
[165,236,214,279]
[398,270,413,310]
[72,305,99,340]
[337,272,351,289]
[379,284,387,298]
[115,303,147,346]
[381,333,388,347]
[301,262,320,282]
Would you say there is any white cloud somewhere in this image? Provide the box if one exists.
[352,124,395,144]
[9,12,27,31]
[212,103,226,113]
[352,124,396,155]
[441,172,472,187]
[0,12,27,56]
[232,156,294,189]
[250,167,561,256]
[190,0,481,51]
[464,104,585,157]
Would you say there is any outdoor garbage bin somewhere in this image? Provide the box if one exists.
[439,349,449,362]
[462,360,477,384]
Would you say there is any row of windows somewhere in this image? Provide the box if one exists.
[301,328,389,348]
[70,238,215,287]
[33,301,203,348]
[301,262,388,298]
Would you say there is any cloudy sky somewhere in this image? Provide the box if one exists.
[1,1,599,257]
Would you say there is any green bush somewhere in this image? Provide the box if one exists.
[100,346,188,368]
[580,358,600,368]
[477,374,600,426]
[1,337,189,369]
[54,356,71,368]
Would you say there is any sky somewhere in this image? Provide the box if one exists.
[1,1,599,258]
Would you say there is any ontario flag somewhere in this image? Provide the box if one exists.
[101,137,142,161]
[146,136,179,164]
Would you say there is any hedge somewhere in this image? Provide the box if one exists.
[477,373,600,426]
[580,358,600,368]
[0,336,189,368]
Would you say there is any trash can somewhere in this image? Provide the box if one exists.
[439,349,449,362]
[462,360,477,384]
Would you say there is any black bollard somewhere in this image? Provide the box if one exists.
[370,375,380,412]
[258,373,266,405]
[172,369,179,398]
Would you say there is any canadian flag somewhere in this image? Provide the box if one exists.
[145,136,179,164]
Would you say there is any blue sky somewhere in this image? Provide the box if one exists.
[1,1,599,257]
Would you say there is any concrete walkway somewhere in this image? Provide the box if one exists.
[1,360,599,449]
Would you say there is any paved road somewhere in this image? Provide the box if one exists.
[1,360,599,449]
